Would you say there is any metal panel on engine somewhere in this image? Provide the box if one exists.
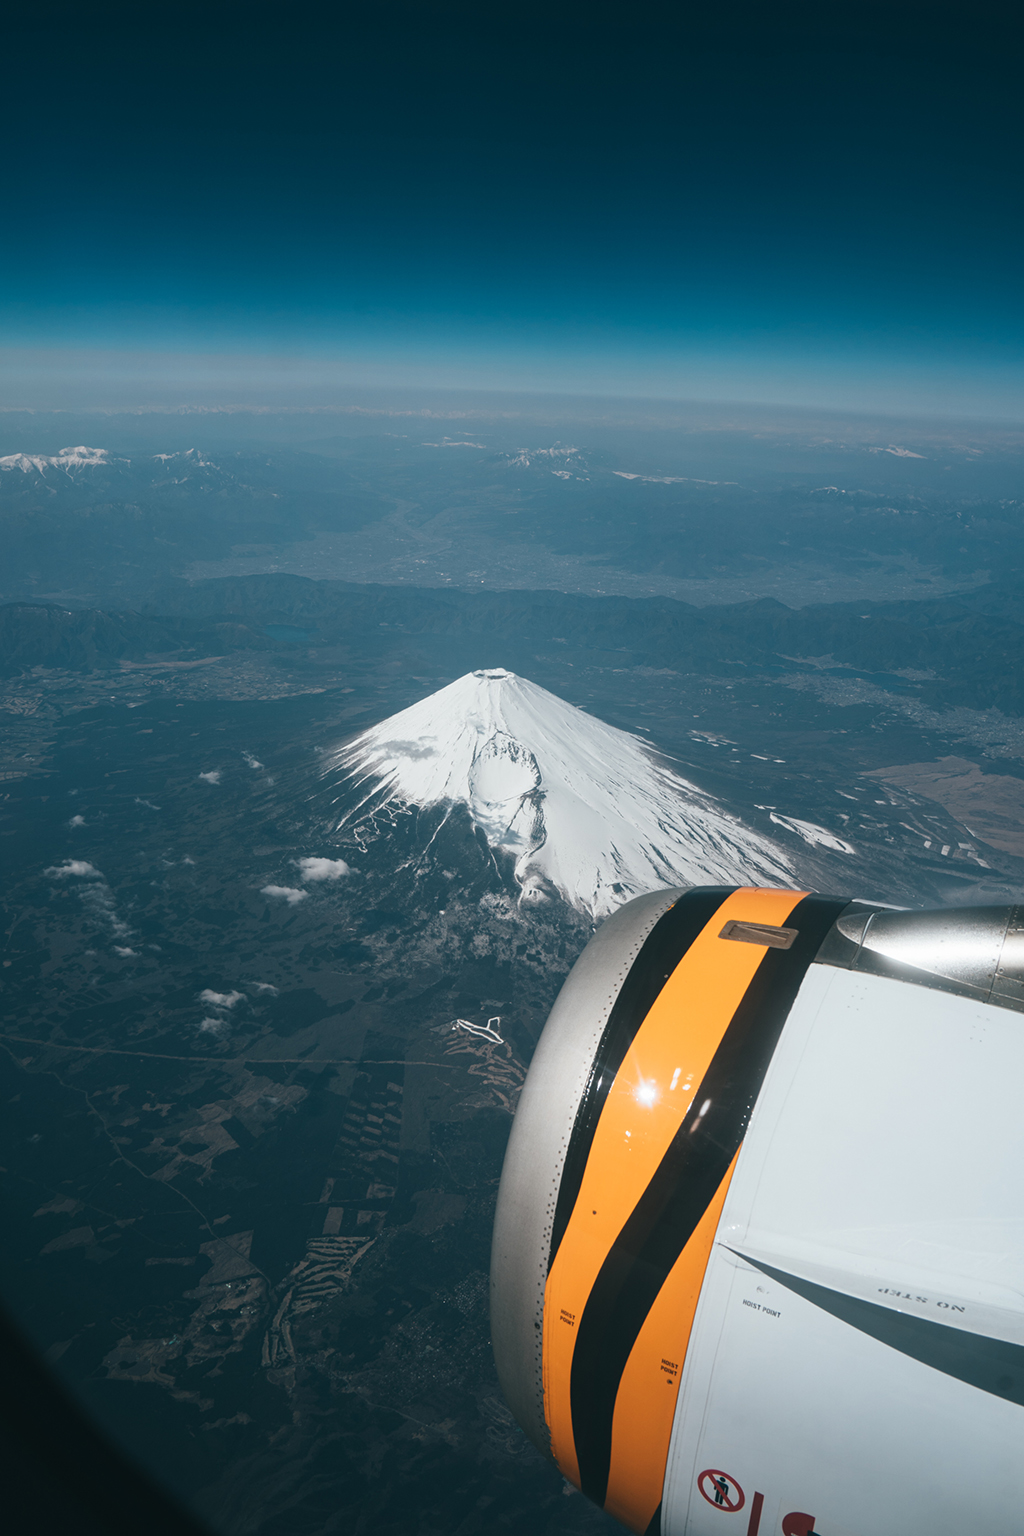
[662,964,1024,1536]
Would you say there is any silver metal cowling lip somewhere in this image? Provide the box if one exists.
[817,902,1024,1013]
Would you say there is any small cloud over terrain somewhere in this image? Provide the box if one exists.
[113,946,137,957]
[243,752,264,770]
[44,860,132,940]
[296,856,351,882]
[248,981,279,995]
[199,1016,230,1037]
[199,988,244,1009]
[45,859,102,879]
[68,814,86,827]
[195,987,244,1037]
[260,884,308,905]
[198,770,221,785]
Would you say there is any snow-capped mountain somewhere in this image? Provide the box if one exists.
[324,668,794,919]
[150,447,219,479]
[499,444,589,479]
[0,446,234,486]
[0,445,117,475]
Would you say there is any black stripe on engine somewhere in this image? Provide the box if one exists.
[548,887,735,1270]
[569,894,848,1509]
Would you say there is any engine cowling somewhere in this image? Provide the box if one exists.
[490,885,1024,1536]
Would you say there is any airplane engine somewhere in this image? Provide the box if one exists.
[490,886,1024,1536]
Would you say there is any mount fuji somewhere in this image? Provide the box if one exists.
[323,668,795,920]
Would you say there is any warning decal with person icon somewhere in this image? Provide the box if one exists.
[697,1469,745,1512]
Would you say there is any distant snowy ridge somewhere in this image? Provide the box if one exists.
[501,444,588,476]
[151,447,215,468]
[0,445,217,477]
[612,470,738,486]
[0,445,115,473]
[325,668,795,919]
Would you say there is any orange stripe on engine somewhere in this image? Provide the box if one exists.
[542,886,806,1506]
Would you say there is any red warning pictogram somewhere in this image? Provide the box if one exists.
[697,1469,745,1513]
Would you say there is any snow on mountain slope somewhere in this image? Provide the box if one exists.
[769,812,855,854]
[0,446,114,474]
[500,445,589,477]
[325,668,794,918]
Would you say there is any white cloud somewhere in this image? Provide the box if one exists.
[45,860,133,939]
[198,988,244,1010]
[82,885,133,939]
[68,814,86,828]
[198,770,221,785]
[249,981,279,995]
[45,860,102,879]
[296,856,351,882]
[243,752,264,770]
[260,884,308,905]
[198,1016,230,1037]
[113,946,137,957]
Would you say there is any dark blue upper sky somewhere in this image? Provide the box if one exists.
[4,1,1023,416]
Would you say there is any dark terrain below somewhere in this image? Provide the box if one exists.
[3,401,1024,1534]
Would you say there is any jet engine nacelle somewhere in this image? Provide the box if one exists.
[490,886,1024,1536]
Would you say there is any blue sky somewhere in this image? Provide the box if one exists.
[4,1,1022,417]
